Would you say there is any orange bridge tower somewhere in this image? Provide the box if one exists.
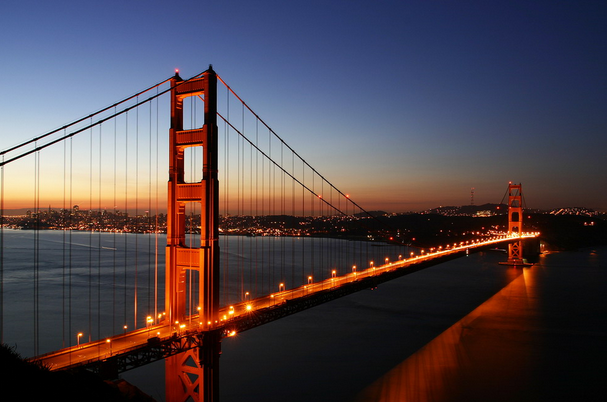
[165,66,220,402]
[505,182,525,265]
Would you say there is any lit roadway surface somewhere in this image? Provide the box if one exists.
[36,233,538,371]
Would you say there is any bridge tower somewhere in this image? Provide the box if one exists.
[506,182,524,265]
[165,66,220,402]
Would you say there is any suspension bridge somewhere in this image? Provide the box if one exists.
[0,66,538,402]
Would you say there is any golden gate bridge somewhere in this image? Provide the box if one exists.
[0,66,537,402]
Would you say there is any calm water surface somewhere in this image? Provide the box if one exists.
[0,229,406,355]
[2,229,605,401]
[119,246,607,401]
[354,247,607,402]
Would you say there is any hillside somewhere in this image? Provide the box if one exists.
[0,344,156,402]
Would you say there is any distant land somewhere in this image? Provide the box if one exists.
[377,210,607,251]
[2,203,605,251]
[1,202,604,218]
[339,203,606,251]
[2,205,606,400]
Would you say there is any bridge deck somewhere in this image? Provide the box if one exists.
[33,235,537,376]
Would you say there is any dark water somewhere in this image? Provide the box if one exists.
[0,229,406,356]
[353,248,607,402]
[121,246,607,401]
[3,229,605,401]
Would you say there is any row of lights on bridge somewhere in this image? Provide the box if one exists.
[261,232,538,295]
[74,233,537,347]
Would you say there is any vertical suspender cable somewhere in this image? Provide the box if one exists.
[260,126,265,296]
[280,142,285,287]
[224,88,229,306]
[248,118,253,298]
[255,119,259,298]
[97,123,102,340]
[291,150,295,289]
[240,103,244,300]
[68,137,73,348]
[88,119,93,342]
[311,171,315,285]
[112,107,117,334]
[134,98,139,329]
[268,128,273,292]
[302,159,305,285]
[236,102,242,301]
[34,143,40,355]
[0,155,4,345]
[248,111,253,298]
[148,98,152,318]
[234,103,242,302]
[124,111,128,329]
[154,87,159,323]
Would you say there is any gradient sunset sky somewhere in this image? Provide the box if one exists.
[1,1,605,212]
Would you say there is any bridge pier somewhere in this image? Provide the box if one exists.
[200,331,222,402]
[165,331,222,402]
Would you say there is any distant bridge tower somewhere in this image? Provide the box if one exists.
[506,182,524,265]
[165,66,220,402]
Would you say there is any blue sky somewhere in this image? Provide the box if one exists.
[1,1,606,212]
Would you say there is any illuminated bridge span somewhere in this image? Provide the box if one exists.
[35,233,535,372]
[0,66,538,402]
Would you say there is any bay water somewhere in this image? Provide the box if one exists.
[2,229,605,401]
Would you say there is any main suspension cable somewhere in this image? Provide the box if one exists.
[0,69,210,168]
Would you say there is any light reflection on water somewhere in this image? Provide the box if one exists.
[354,248,607,402]
[354,269,532,402]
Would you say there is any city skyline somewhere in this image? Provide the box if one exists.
[1,1,606,212]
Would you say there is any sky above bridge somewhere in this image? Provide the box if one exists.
[1,1,606,212]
